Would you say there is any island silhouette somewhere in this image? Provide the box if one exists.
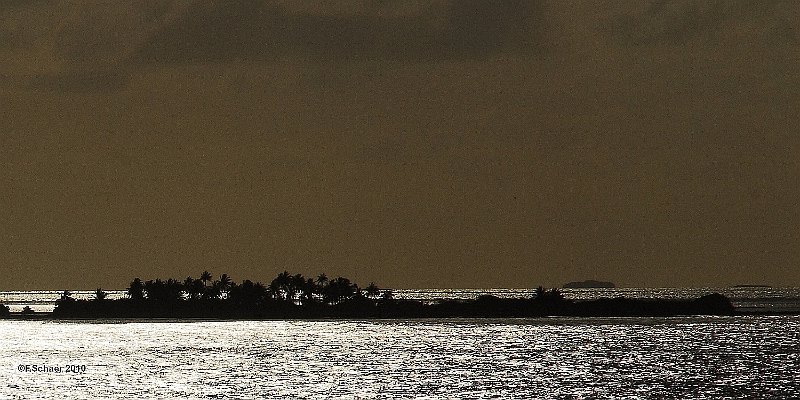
[0,271,735,319]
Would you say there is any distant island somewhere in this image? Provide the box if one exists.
[0,271,739,319]
[563,280,616,289]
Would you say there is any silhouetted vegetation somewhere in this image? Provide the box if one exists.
[127,278,144,300]
[50,271,737,319]
[54,271,379,318]
[0,303,9,318]
[535,286,565,303]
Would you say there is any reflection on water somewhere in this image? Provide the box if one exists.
[2,316,799,398]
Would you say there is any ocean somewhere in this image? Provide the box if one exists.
[2,288,799,398]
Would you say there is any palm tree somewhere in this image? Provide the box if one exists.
[365,282,380,299]
[95,288,107,301]
[253,281,267,301]
[268,280,281,300]
[184,276,200,300]
[229,280,252,305]
[165,278,183,301]
[324,277,356,304]
[218,273,232,295]
[200,271,213,286]
[316,273,328,286]
[301,278,318,304]
[533,286,565,303]
[208,280,223,300]
[143,279,160,300]
[199,271,213,299]
[191,279,205,300]
[291,274,306,303]
[271,271,293,301]
[204,274,233,300]
[128,278,144,300]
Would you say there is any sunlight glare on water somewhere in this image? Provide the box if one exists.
[1,316,799,398]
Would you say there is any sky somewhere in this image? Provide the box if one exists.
[1,1,798,290]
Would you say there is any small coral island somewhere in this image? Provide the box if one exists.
[35,271,736,319]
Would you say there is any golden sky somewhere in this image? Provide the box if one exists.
[1,1,798,290]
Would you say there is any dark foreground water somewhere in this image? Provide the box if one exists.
[2,316,799,399]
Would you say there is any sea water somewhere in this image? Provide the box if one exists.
[1,288,799,398]
[1,316,798,398]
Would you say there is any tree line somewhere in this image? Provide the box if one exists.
[88,271,387,306]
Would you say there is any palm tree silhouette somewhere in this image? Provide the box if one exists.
[95,288,107,301]
[324,277,356,304]
[128,278,144,300]
[268,280,281,300]
[291,274,306,303]
[271,271,293,301]
[366,282,380,299]
[219,273,232,294]
[316,273,328,286]
[184,276,199,300]
[208,281,223,299]
[301,278,318,304]
[200,271,213,286]
[191,279,205,300]
[533,286,565,303]
[253,281,267,302]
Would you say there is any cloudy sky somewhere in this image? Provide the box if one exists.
[1,1,798,290]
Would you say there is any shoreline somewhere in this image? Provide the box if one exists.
[3,293,744,320]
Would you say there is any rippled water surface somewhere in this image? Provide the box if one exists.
[2,316,798,398]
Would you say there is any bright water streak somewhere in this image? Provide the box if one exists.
[2,316,799,399]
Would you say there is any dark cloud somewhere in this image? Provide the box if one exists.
[606,0,797,46]
[9,0,796,93]
[4,1,544,92]
[54,2,176,63]
[1,2,186,92]
[134,1,543,63]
